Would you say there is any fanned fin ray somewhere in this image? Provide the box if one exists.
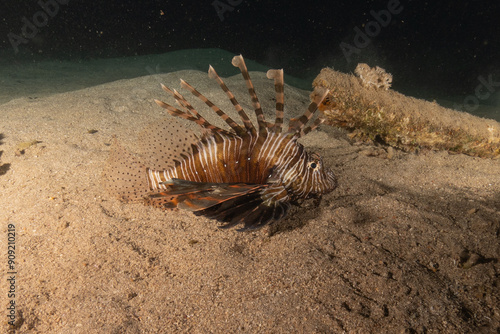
[160,84,200,119]
[208,65,255,135]
[102,137,149,202]
[147,178,267,212]
[154,98,232,136]
[288,87,329,136]
[137,117,197,171]
[145,178,288,230]
[195,191,290,231]
[180,79,246,136]
[266,69,285,133]
[231,55,268,133]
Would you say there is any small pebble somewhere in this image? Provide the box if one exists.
[467,208,477,214]
[386,146,394,159]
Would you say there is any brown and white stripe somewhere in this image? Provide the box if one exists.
[146,55,337,229]
[104,55,337,231]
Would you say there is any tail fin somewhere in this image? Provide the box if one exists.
[102,137,149,202]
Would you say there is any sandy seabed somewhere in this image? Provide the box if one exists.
[0,67,499,333]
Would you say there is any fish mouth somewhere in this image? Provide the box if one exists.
[325,170,338,193]
[305,171,338,199]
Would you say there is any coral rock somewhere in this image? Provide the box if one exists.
[313,67,500,158]
[354,63,393,90]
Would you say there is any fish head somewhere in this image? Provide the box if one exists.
[279,147,337,201]
[302,151,338,197]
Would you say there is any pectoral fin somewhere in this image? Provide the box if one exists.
[146,178,289,230]
[146,178,265,211]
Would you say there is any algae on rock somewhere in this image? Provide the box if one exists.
[312,66,500,158]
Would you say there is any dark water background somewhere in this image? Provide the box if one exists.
[1,0,499,119]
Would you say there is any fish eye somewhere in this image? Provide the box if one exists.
[308,161,319,169]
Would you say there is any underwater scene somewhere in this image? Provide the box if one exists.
[1,1,499,332]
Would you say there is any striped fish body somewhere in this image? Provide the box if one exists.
[148,129,335,204]
[104,55,337,230]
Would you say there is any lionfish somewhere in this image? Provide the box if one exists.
[103,55,337,230]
